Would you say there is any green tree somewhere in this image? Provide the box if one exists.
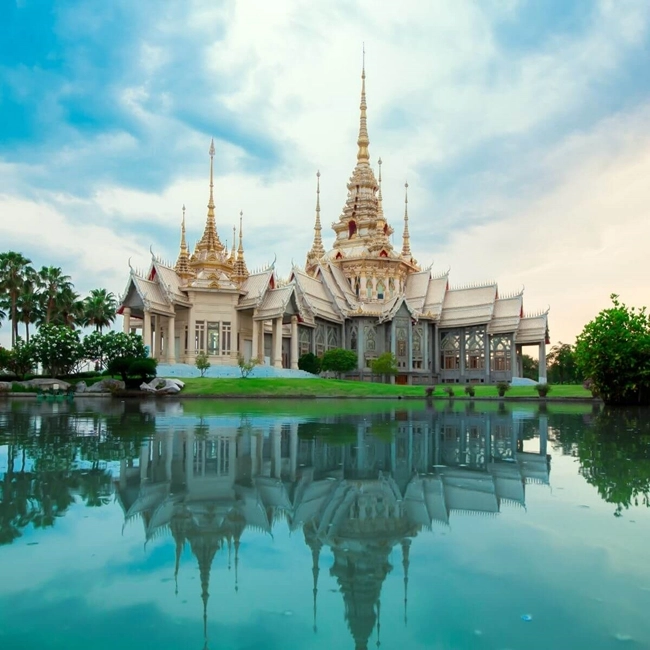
[321,348,357,379]
[5,339,36,378]
[237,354,257,379]
[575,295,650,405]
[547,342,579,384]
[31,324,83,376]
[521,354,539,381]
[371,352,398,383]
[0,251,34,347]
[195,352,211,377]
[83,288,117,332]
[16,272,40,342]
[298,352,321,375]
[101,331,146,365]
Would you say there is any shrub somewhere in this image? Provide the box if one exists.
[321,348,357,379]
[6,339,37,379]
[535,383,551,397]
[298,352,321,375]
[0,346,11,372]
[496,381,510,398]
[424,386,436,397]
[464,385,476,397]
[443,386,455,398]
[237,354,257,379]
[195,352,211,377]
[129,358,158,382]
[107,356,136,382]
[583,378,600,398]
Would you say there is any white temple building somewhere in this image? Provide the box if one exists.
[118,62,549,384]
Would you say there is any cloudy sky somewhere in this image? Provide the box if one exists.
[1,0,650,348]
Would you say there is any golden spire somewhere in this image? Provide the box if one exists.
[175,204,192,278]
[401,181,411,258]
[229,225,236,264]
[232,210,249,282]
[193,138,224,257]
[357,44,370,164]
[305,171,326,275]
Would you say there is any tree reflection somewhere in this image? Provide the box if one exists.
[572,409,650,516]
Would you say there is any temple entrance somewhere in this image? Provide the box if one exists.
[396,374,408,385]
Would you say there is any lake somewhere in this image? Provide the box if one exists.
[0,398,649,650]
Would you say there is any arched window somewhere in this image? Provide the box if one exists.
[376,280,385,300]
[348,220,357,238]
[379,250,388,258]
[366,279,373,300]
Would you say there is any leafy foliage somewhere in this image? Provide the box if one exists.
[521,354,539,381]
[464,384,475,397]
[547,342,580,384]
[195,352,211,377]
[128,358,158,382]
[371,352,398,382]
[298,352,321,375]
[31,325,83,376]
[535,383,551,397]
[4,339,36,379]
[320,348,357,379]
[496,381,510,397]
[575,295,650,405]
[101,331,146,365]
[443,386,455,397]
[237,354,258,379]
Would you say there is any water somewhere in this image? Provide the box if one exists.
[0,398,649,650]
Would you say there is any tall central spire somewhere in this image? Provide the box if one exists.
[193,138,224,255]
[401,181,412,258]
[357,45,370,164]
[305,171,326,275]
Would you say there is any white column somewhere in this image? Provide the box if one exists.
[258,319,265,364]
[251,313,259,362]
[357,321,365,371]
[122,307,131,334]
[166,316,176,363]
[290,316,299,369]
[187,307,196,360]
[156,316,164,360]
[273,317,283,368]
[538,340,547,383]
[143,310,152,357]
[511,340,519,379]
[231,306,239,361]
[360,272,367,299]
[485,332,491,383]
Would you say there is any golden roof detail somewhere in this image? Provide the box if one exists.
[306,170,326,275]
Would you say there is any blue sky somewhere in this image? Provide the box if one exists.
[1,0,650,345]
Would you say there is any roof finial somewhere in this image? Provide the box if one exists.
[401,181,411,258]
[208,138,215,209]
[357,45,370,163]
[377,157,384,219]
[175,205,192,278]
[306,170,326,274]
[230,224,236,263]
[233,210,249,281]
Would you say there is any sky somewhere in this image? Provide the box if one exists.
[1,0,650,348]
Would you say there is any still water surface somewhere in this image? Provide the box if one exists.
[0,399,649,650]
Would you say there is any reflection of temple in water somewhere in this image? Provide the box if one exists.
[116,409,549,650]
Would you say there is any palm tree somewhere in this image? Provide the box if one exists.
[83,288,118,332]
[0,252,34,347]
[16,272,41,342]
[37,266,73,325]
[52,286,85,328]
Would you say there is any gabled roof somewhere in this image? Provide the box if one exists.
[150,260,191,305]
[488,294,523,334]
[404,269,431,313]
[516,311,549,344]
[238,268,275,309]
[121,273,174,315]
[422,274,448,320]
[439,284,497,328]
[292,267,344,323]
[255,284,298,321]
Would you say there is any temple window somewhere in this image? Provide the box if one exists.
[465,327,485,370]
[299,327,311,356]
[221,322,231,355]
[376,280,385,300]
[491,335,512,371]
[440,331,460,370]
[326,325,339,350]
[315,324,326,356]
[195,321,206,353]
[350,325,358,351]
[207,322,220,355]
[364,325,376,352]
[389,278,395,297]
[355,277,360,298]
[348,220,357,238]
[366,279,373,300]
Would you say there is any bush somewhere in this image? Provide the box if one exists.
[443,386,455,398]
[321,348,357,379]
[6,339,37,379]
[298,352,321,375]
[496,381,510,398]
[535,383,551,397]
[237,354,257,379]
[464,385,476,397]
[195,352,211,377]
[0,346,11,372]
[32,325,82,376]
[107,356,136,382]
[424,386,436,397]
[129,358,158,382]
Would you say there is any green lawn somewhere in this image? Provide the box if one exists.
[174,377,594,400]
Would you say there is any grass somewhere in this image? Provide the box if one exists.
[173,377,594,400]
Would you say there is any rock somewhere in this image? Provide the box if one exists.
[164,378,185,389]
[140,382,157,393]
[17,378,71,391]
[0,381,12,392]
[75,381,87,393]
[86,378,125,393]
[152,378,182,394]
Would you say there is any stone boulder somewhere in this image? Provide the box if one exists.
[142,378,183,394]
[0,381,12,393]
[139,382,157,393]
[86,378,125,393]
[75,381,87,393]
[16,378,71,391]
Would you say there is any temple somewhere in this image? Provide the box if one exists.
[115,407,550,650]
[117,60,549,384]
